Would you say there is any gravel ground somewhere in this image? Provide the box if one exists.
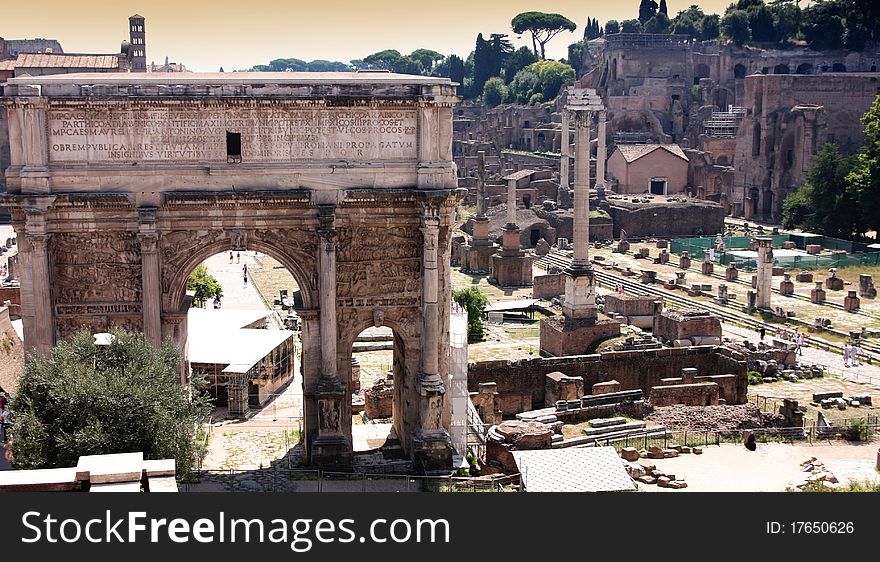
[646,404,784,432]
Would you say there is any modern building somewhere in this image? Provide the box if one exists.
[607,143,689,195]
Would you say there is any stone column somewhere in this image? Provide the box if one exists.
[138,207,161,347]
[506,177,517,228]
[414,204,452,470]
[25,233,53,355]
[572,109,591,268]
[476,151,487,219]
[755,237,773,309]
[312,204,350,465]
[595,110,607,189]
[558,108,570,207]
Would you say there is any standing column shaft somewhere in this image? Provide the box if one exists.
[572,111,591,266]
[596,110,607,188]
[317,210,338,378]
[560,109,570,194]
[421,216,440,377]
[476,151,487,218]
[140,234,161,346]
[27,234,53,355]
[506,178,516,226]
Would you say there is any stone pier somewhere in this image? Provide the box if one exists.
[844,290,861,312]
[810,282,826,304]
[540,90,620,356]
[779,273,794,296]
[859,274,876,298]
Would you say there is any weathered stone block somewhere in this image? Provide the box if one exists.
[796,271,813,283]
[621,447,640,462]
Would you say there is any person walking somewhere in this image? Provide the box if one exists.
[0,401,10,444]
[229,251,233,263]
[236,251,241,264]
[759,326,766,341]
[853,342,862,366]
[243,263,249,288]
[797,331,804,356]
[843,343,850,367]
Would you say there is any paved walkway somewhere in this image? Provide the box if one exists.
[202,251,267,311]
[722,322,880,386]
[639,440,880,492]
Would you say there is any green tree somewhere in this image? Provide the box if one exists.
[452,288,489,342]
[605,20,621,34]
[770,2,802,44]
[639,0,659,23]
[10,329,211,478]
[447,54,466,88]
[672,5,704,36]
[621,19,644,33]
[747,3,776,42]
[511,11,577,59]
[659,0,668,16]
[505,46,539,83]
[187,264,222,308]
[722,10,752,45]
[566,42,584,74]
[803,1,844,50]
[644,13,671,33]
[508,68,540,103]
[509,60,576,103]
[846,95,880,240]
[782,143,862,239]
[483,76,507,107]
[473,33,512,96]
[409,48,445,74]
[701,14,721,40]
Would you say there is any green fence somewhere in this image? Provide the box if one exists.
[669,234,880,271]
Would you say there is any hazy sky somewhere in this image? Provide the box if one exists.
[1,1,734,72]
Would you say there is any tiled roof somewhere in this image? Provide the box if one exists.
[511,447,637,492]
[8,53,119,69]
[502,169,537,181]
[0,60,16,71]
[615,143,689,163]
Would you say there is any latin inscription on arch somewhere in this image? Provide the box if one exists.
[47,106,418,163]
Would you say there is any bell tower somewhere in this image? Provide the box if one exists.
[128,14,147,72]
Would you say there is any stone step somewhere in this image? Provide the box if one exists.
[583,421,646,436]
[588,416,627,428]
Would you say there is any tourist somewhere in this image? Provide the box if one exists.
[853,343,862,366]
[236,251,241,264]
[0,401,9,444]
[759,326,766,341]
[843,343,850,367]
[213,295,222,309]
[228,251,233,263]
[797,331,804,356]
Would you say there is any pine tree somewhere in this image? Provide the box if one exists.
[659,0,668,17]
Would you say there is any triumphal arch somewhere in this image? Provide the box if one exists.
[1,72,462,470]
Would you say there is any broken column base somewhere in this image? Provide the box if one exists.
[811,287,826,304]
[411,432,454,474]
[539,314,622,356]
[701,262,714,275]
[464,241,497,274]
[311,436,353,469]
[844,291,861,312]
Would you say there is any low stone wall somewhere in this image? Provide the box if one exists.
[533,273,565,299]
[649,382,720,407]
[468,345,747,414]
[603,294,658,317]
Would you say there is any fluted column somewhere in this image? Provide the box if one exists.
[138,207,161,346]
[476,151,487,219]
[506,177,517,228]
[316,206,338,379]
[558,108,570,205]
[26,233,53,355]
[419,208,442,395]
[572,109,592,268]
[596,110,607,189]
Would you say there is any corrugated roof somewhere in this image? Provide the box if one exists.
[615,144,689,163]
[9,53,119,69]
[511,447,637,492]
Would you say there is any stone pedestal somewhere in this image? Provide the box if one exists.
[615,240,630,253]
[825,275,844,291]
[311,376,352,467]
[744,290,757,312]
[859,274,876,298]
[844,290,861,312]
[637,247,650,259]
[679,252,691,269]
[490,226,533,286]
[640,269,658,284]
[658,249,669,264]
[779,274,794,296]
[539,313,621,357]
[806,244,821,255]
[810,282,826,304]
[702,261,714,275]
[656,240,669,249]
[725,264,739,281]
[716,284,729,304]
[796,271,813,283]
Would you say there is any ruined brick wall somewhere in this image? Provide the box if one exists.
[654,312,722,341]
[607,200,725,239]
[467,346,748,414]
[533,273,565,299]
[603,294,657,317]
[649,382,720,407]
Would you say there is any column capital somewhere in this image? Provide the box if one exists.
[25,232,50,252]
[138,231,159,254]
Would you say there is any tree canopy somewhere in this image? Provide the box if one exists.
[511,11,577,59]
[605,20,621,34]
[452,288,489,342]
[846,94,880,239]
[187,264,222,308]
[722,10,752,46]
[506,60,576,105]
[10,329,211,478]
[639,0,659,23]
[483,77,507,108]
